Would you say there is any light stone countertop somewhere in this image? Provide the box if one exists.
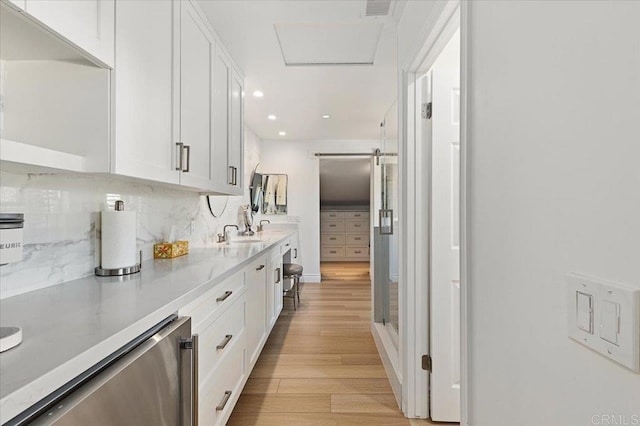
[0,230,295,424]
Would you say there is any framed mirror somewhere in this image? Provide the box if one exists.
[262,174,288,215]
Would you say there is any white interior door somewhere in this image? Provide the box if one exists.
[429,62,461,420]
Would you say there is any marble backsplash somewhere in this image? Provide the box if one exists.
[0,128,261,299]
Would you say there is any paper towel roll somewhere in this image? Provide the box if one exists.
[101,210,137,269]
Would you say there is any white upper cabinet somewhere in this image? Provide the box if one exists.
[25,0,115,67]
[228,67,245,195]
[212,47,231,193]
[178,0,214,190]
[112,0,179,185]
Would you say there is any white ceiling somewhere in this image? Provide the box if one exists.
[198,0,398,141]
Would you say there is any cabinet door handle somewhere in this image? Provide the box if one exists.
[228,166,234,185]
[233,167,238,185]
[216,291,232,302]
[216,334,233,350]
[256,264,265,270]
[176,142,184,171]
[275,267,281,283]
[294,248,297,259]
[183,145,190,173]
[216,391,232,411]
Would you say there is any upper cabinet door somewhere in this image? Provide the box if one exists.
[178,1,213,190]
[112,0,179,185]
[25,0,115,67]
[229,68,244,195]
[212,47,231,193]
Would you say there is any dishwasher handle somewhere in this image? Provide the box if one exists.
[180,333,199,426]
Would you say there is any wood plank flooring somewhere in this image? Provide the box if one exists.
[228,275,439,425]
[320,261,370,281]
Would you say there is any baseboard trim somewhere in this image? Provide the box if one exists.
[372,322,402,408]
[302,274,321,283]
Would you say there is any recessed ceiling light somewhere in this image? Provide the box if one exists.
[252,90,264,98]
[322,114,331,119]
[268,114,277,120]
[278,131,286,136]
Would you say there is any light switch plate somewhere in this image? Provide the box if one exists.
[566,273,640,373]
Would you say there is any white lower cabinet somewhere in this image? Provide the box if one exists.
[246,257,268,368]
[267,251,284,329]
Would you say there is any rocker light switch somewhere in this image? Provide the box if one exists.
[600,300,620,345]
[576,292,593,334]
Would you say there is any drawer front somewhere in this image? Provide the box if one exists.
[321,211,345,220]
[346,220,368,233]
[346,247,369,259]
[321,220,345,234]
[346,233,369,246]
[321,234,346,246]
[280,238,293,255]
[345,211,369,220]
[179,272,245,333]
[199,329,247,426]
[321,246,345,258]
[198,294,246,383]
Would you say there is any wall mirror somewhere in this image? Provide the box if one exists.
[249,170,263,213]
[262,174,287,215]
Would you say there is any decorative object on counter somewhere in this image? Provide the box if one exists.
[0,213,24,265]
[154,241,189,259]
[96,200,141,276]
[262,174,288,215]
[242,205,255,236]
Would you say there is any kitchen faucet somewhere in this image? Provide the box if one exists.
[217,224,239,243]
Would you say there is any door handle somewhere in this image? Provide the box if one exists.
[176,142,184,171]
[216,334,233,350]
[183,145,190,173]
[275,267,281,283]
[294,248,298,259]
[215,391,232,411]
[216,291,233,302]
[256,264,265,270]
[232,167,238,185]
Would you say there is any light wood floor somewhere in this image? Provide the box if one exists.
[228,276,438,425]
[320,261,370,281]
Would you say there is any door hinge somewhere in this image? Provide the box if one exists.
[422,354,432,371]
[422,102,432,119]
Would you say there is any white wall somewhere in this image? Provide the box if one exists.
[260,139,380,280]
[0,127,261,299]
[467,2,640,425]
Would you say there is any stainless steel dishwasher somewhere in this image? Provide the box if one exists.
[21,316,197,426]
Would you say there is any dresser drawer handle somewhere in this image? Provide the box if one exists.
[216,391,232,411]
[216,291,232,302]
[256,264,265,270]
[330,250,337,254]
[354,250,362,254]
[354,224,361,227]
[330,237,337,240]
[329,224,336,227]
[354,237,361,240]
[216,334,233,350]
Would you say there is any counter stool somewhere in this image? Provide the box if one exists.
[283,263,303,310]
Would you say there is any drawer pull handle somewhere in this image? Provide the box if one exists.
[294,248,298,259]
[354,224,361,227]
[330,251,336,254]
[216,391,232,411]
[286,243,290,247]
[355,250,362,254]
[216,291,232,302]
[354,237,361,240]
[256,264,265,270]
[330,237,336,240]
[216,334,233,350]
[329,224,336,227]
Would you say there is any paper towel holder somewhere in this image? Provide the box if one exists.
[95,200,142,277]
[95,250,142,277]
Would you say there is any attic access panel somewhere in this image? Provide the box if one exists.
[274,22,384,66]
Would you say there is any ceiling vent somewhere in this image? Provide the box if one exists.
[365,0,392,17]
